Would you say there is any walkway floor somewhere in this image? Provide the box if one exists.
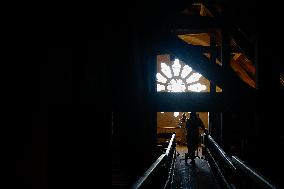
[172,146,220,189]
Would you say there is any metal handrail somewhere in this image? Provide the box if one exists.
[163,147,176,189]
[205,135,278,188]
[130,154,166,189]
[131,133,176,189]
[232,156,278,189]
[165,133,176,156]
[207,135,237,171]
[206,148,233,189]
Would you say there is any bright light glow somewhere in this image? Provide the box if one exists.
[188,83,206,92]
[172,59,181,76]
[161,63,172,78]
[161,112,164,113]
[174,112,179,117]
[170,79,176,84]
[157,57,207,93]
[157,84,165,91]
[167,85,172,91]
[156,73,167,83]
[167,79,186,92]
[186,73,202,83]
[181,65,192,78]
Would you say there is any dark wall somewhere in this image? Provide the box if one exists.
[109,20,158,186]
[25,1,284,188]
[19,45,112,189]
[37,21,158,189]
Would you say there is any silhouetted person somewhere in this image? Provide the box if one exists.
[185,112,207,163]
[178,113,187,145]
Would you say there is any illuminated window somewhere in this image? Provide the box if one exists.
[186,73,202,84]
[172,59,181,76]
[157,84,166,91]
[156,73,167,83]
[181,65,192,78]
[156,58,207,92]
[161,63,172,78]
[188,83,206,92]
[174,112,179,117]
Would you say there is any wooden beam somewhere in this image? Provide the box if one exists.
[190,1,255,63]
[153,92,258,112]
[210,33,217,92]
[221,29,230,92]
[175,29,217,35]
[234,54,256,79]
[157,33,255,94]
[231,27,255,63]
[154,93,226,112]
[159,33,230,88]
[197,0,222,17]
[173,44,241,54]
[230,57,256,88]
[167,14,223,30]
[110,90,259,112]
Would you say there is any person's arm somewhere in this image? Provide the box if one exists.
[199,119,208,134]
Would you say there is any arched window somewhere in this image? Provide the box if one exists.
[156,58,208,92]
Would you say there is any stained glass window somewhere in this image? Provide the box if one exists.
[157,58,207,92]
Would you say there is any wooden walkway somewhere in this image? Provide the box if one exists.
[172,146,220,189]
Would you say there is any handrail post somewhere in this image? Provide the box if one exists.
[204,135,278,189]
[131,133,176,189]
[232,156,278,189]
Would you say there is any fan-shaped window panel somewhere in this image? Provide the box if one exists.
[156,55,210,92]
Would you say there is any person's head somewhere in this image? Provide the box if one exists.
[190,112,197,118]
